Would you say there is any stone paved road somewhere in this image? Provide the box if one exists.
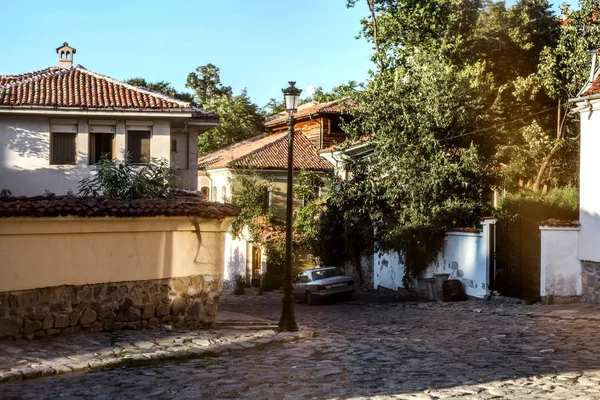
[2,291,600,399]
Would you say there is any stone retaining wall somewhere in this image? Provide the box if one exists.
[582,261,600,304]
[0,275,222,340]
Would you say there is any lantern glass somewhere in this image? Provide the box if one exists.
[285,93,299,113]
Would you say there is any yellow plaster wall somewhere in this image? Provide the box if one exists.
[0,216,233,292]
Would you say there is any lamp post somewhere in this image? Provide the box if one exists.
[279,81,302,332]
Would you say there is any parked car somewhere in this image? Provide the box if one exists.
[292,267,355,305]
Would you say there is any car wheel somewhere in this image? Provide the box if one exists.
[306,291,313,306]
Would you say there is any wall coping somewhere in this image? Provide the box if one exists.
[446,230,483,237]
[540,226,581,232]
[539,219,580,230]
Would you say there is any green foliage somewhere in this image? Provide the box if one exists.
[185,63,233,108]
[228,169,276,240]
[198,91,265,156]
[293,170,329,253]
[319,49,494,281]
[77,155,178,199]
[125,78,194,103]
[497,186,579,221]
[300,81,362,104]
[233,275,246,295]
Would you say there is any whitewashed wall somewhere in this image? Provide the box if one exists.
[579,104,600,263]
[0,115,189,196]
[374,220,494,298]
[540,226,581,299]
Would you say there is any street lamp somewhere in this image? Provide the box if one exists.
[279,81,302,332]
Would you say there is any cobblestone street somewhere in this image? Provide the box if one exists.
[2,291,600,399]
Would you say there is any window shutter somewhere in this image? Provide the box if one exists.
[50,124,77,164]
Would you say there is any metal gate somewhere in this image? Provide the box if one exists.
[490,215,541,300]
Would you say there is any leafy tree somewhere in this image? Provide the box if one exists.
[198,90,265,155]
[320,50,495,281]
[184,64,264,156]
[125,78,194,103]
[185,63,233,108]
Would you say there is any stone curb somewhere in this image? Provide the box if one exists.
[0,329,315,384]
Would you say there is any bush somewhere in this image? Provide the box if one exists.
[233,275,246,295]
[78,154,178,199]
[497,186,578,221]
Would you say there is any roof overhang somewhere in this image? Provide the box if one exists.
[0,106,219,128]
[568,93,600,113]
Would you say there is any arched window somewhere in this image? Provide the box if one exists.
[200,186,209,198]
[221,186,227,202]
[212,186,217,202]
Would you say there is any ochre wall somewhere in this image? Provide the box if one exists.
[0,216,232,292]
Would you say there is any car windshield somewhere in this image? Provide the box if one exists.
[311,268,343,280]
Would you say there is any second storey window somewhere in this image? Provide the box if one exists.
[50,123,77,165]
[127,129,151,164]
[89,124,116,164]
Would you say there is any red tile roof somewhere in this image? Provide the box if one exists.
[0,194,239,219]
[539,219,580,228]
[0,65,216,119]
[198,131,333,171]
[264,98,348,127]
[582,74,600,96]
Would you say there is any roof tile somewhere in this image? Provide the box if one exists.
[0,195,239,219]
[0,65,216,119]
[264,98,348,127]
[198,131,333,171]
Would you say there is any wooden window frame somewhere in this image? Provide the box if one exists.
[50,129,77,165]
[126,127,152,164]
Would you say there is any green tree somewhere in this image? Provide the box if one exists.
[198,90,265,155]
[125,78,194,103]
[185,64,264,155]
[185,63,233,108]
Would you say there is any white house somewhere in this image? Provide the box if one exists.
[0,43,218,196]
[198,130,335,290]
[568,49,600,305]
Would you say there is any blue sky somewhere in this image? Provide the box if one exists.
[1,0,580,109]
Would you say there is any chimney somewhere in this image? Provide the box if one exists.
[56,42,76,69]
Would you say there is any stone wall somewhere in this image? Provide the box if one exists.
[581,261,600,304]
[0,275,222,340]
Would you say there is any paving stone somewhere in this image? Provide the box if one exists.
[2,293,600,399]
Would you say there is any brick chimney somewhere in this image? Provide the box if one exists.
[56,42,76,69]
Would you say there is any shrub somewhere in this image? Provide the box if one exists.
[78,154,178,199]
[233,275,246,295]
[497,186,578,221]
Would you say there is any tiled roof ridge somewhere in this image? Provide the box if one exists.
[265,97,349,125]
[0,194,240,219]
[0,67,62,87]
[0,65,195,110]
[78,66,193,108]
[197,132,281,168]
[233,131,295,166]
[0,66,69,90]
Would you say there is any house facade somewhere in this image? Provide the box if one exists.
[570,50,600,305]
[0,43,217,196]
[198,130,335,289]
[264,98,350,150]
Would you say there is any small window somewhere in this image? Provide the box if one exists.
[127,130,151,163]
[212,186,217,202]
[221,186,227,202]
[90,133,114,164]
[50,131,77,165]
[200,186,209,198]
